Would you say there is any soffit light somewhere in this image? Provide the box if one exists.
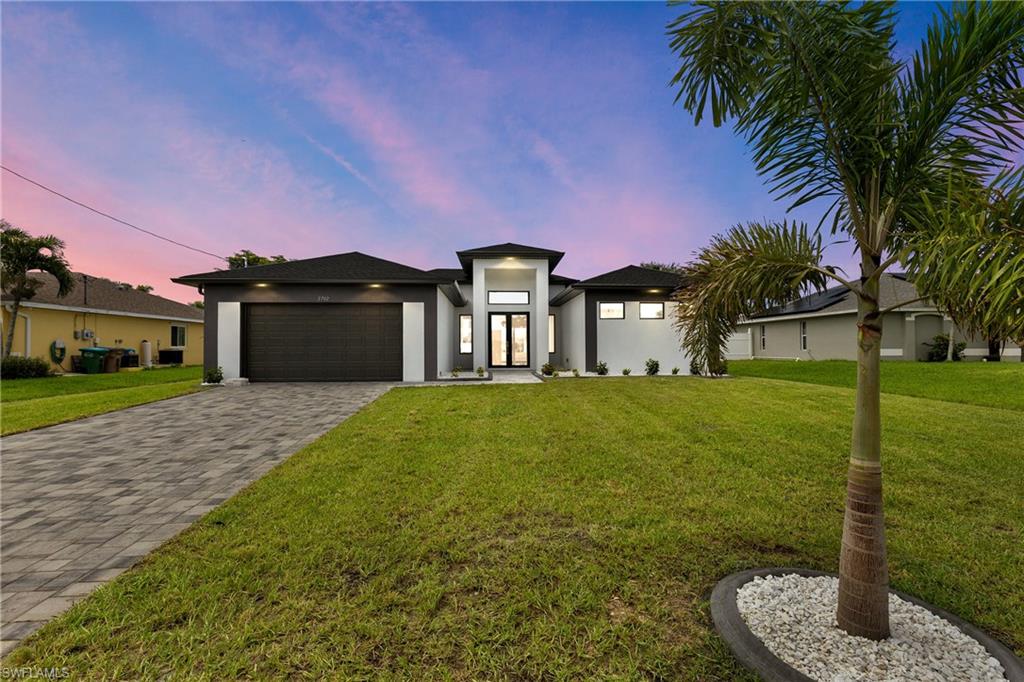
[369,283,383,288]
[255,283,270,287]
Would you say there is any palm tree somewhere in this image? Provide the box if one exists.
[668,2,1024,640]
[1,221,75,359]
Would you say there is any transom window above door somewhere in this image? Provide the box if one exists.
[488,291,529,305]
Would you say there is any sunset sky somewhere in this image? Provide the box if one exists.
[3,2,947,303]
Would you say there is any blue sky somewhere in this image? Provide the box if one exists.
[2,2,944,302]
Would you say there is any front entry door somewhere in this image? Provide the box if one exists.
[489,313,530,368]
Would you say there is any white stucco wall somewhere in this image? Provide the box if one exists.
[560,294,586,371]
[596,301,690,375]
[216,301,241,379]
[470,258,549,370]
[402,301,425,382]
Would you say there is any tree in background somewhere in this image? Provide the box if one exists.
[190,300,205,310]
[639,261,686,275]
[669,1,1024,639]
[228,250,287,270]
[135,284,154,294]
[1,221,75,359]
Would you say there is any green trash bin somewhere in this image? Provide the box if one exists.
[79,347,110,374]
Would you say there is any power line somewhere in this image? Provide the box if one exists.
[1,165,228,262]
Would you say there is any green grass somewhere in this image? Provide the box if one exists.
[730,359,1024,411]
[1,367,205,435]
[7,378,1022,679]
[1,365,202,402]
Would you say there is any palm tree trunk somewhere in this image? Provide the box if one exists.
[946,319,955,362]
[3,298,21,360]
[837,271,890,640]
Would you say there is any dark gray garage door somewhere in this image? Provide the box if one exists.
[245,303,402,381]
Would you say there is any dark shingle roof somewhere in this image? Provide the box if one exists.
[2,272,203,321]
[456,242,564,270]
[573,265,684,290]
[747,274,929,319]
[174,252,447,285]
[428,267,577,286]
[428,268,470,282]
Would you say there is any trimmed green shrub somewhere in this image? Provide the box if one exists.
[541,362,555,376]
[204,366,224,384]
[645,358,660,375]
[621,368,631,376]
[595,361,609,376]
[924,334,966,362]
[476,366,485,377]
[671,366,680,375]
[572,368,580,377]
[1,356,52,379]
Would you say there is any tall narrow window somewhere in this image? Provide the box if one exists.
[800,321,808,351]
[459,314,473,354]
[170,324,186,347]
[759,325,766,351]
[548,314,556,354]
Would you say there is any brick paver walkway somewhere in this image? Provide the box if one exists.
[0,382,391,653]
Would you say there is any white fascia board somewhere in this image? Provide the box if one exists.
[15,300,203,324]
[740,307,938,325]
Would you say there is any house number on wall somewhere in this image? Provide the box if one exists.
[317,295,331,302]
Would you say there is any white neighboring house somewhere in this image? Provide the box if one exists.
[174,243,692,382]
[728,273,1021,362]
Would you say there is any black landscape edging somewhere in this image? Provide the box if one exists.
[709,567,1024,682]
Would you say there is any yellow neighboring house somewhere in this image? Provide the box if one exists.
[1,272,204,372]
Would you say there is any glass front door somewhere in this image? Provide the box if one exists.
[489,312,530,367]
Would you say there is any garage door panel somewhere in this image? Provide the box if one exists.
[245,303,402,381]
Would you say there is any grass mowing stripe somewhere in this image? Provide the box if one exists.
[1,366,203,403]
[729,360,1024,411]
[1,380,204,435]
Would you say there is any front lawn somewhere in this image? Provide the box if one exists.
[1,366,204,435]
[729,359,1024,411]
[7,378,1022,678]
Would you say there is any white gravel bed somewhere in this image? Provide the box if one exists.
[736,574,1007,681]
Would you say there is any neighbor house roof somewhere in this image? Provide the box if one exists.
[173,252,449,286]
[745,273,930,320]
[2,272,203,322]
[455,242,565,271]
[573,265,685,290]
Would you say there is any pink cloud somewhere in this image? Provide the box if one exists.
[161,5,506,229]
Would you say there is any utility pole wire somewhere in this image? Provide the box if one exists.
[1,165,228,262]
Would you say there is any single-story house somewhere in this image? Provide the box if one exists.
[173,243,691,382]
[729,273,1021,362]
[1,272,205,371]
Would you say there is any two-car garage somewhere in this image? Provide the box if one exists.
[244,303,404,381]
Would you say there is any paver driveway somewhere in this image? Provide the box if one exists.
[0,382,391,653]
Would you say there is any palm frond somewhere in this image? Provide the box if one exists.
[893,1,1024,241]
[669,2,899,230]
[673,221,841,374]
[905,168,1024,343]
